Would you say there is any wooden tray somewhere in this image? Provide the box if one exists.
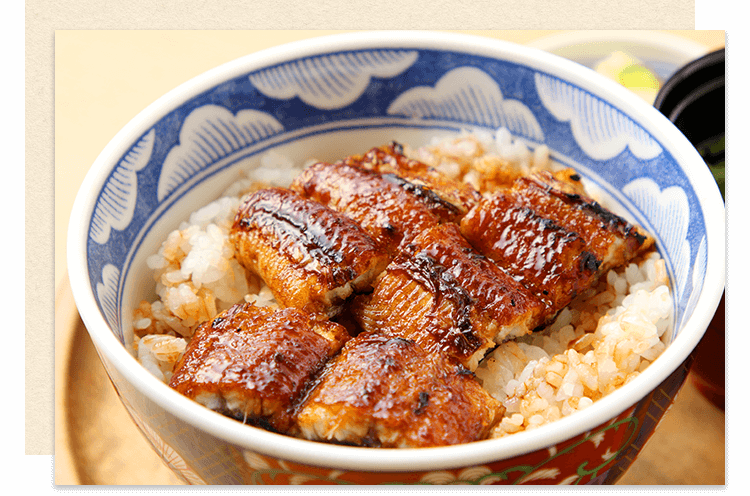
[54,276,725,486]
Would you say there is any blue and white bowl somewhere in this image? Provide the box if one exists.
[68,31,724,485]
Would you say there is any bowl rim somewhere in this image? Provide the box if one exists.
[67,30,726,473]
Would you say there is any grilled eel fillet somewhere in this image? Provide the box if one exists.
[169,303,349,433]
[509,170,654,273]
[230,187,389,317]
[460,168,655,315]
[341,142,482,217]
[290,156,472,256]
[353,223,546,371]
[294,331,504,448]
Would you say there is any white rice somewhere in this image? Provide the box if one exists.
[475,252,671,437]
[403,128,554,194]
[132,153,305,371]
[132,127,673,438]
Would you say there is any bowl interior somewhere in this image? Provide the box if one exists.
[70,32,724,466]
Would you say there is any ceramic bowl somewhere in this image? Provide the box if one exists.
[67,31,725,485]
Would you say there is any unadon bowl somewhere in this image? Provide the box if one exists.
[67,31,724,485]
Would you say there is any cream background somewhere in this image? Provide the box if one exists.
[35,3,705,463]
